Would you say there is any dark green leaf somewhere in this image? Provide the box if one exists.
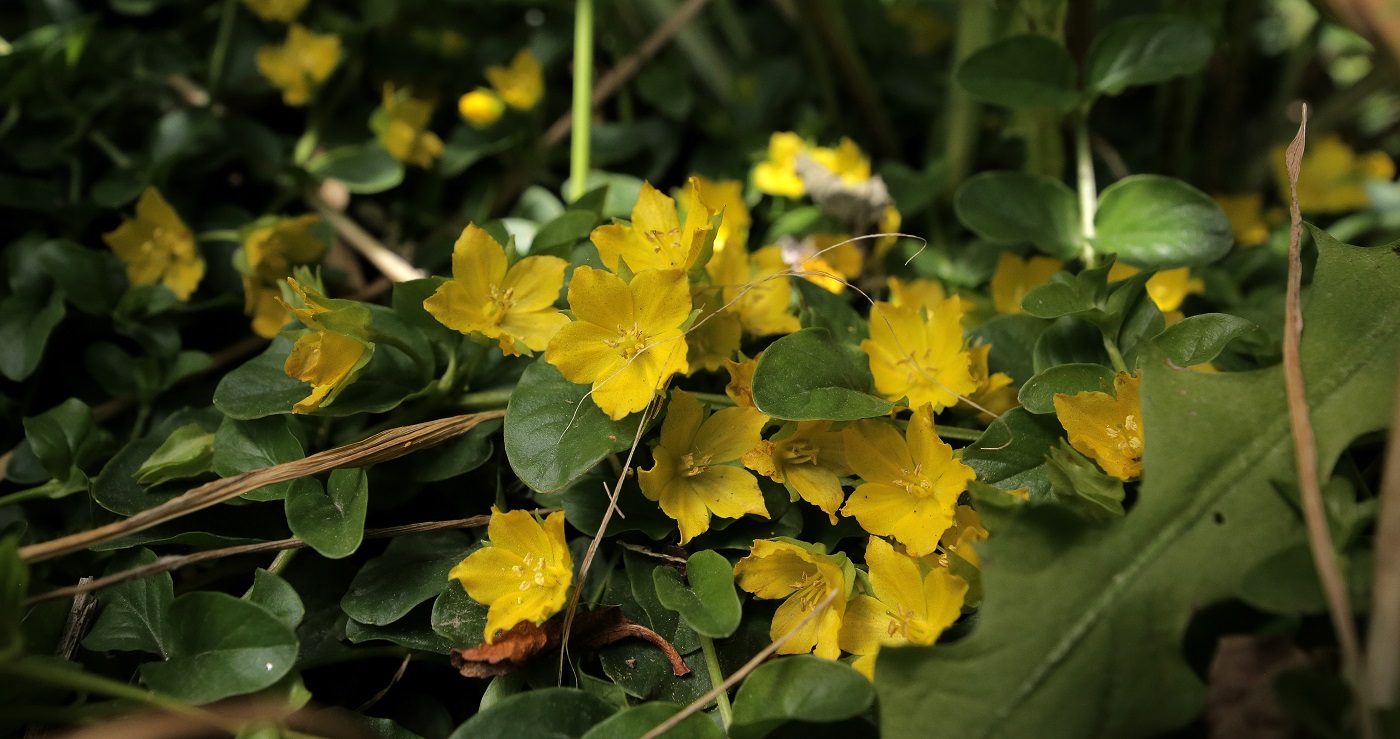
[93,407,223,516]
[580,702,724,739]
[653,550,741,639]
[1094,176,1232,268]
[140,592,299,704]
[956,35,1079,111]
[247,569,305,631]
[1032,317,1113,373]
[213,338,315,419]
[1154,313,1258,368]
[1085,15,1213,96]
[431,580,488,648]
[1017,363,1116,414]
[346,601,454,653]
[504,359,644,493]
[1238,543,1326,613]
[23,398,107,493]
[1045,440,1126,521]
[532,210,600,258]
[729,655,875,739]
[212,416,304,502]
[438,124,514,178]
[36,240,122,315]
[562,473,675,540]
[1020,261,1114,320]
[411,419,499,482]
[969,314,1053,385]
[133,423,215,486]
[285,469,368,559]
[0,289,65,381]
[341,531,471,626]
[83,549,174,656]
[961,408,1063,500]
[954,173,1080,259]
[308,142,404,194]
[447,688,617,739]
[751,328,893,421]
[793,278,867,344]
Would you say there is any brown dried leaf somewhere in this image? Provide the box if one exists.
[451,606,690,678]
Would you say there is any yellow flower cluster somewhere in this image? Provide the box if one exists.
[102,188,205,302]
[236,214,326,337]
[459,49,544,128]
[255,24,340,106]
[375,84,445,168]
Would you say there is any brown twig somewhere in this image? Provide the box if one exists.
[1281,104,1374,735]
[1367,362,1400,707]
[542,0,714,148]
[306,193,425,282]
[18,411,505,564]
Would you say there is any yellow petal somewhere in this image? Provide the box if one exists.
[546,322,625,385]
[842,419,912,485]
[688,465,769,521]
[771,593,844,659]
[838,593,899,657]
[502,255,568,312]
[785,463,845,524]
[486,507,553,561]
[841,483,953,557]
[696,406,767,462]
[864,536,927,618]
[449,546,527,606]
[498,309,569,354]
[566,265,634,329]
[630,268,692,334]
[734,540,819,599]
[450,224,509,299]
[660,390,706,452]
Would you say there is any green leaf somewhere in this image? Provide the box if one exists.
[969,314,1053,385]
[504,359,644,493]
[954,173,1080,259]
[1153,313,1259,368]
[729,655,875,739]
[1085,15,1214,96]
[22,398,108,494]
[562,473,676,540]
[307,142,405,194]
[1094,175,1232,268]
[876,231,1400,737]
[961,408,1063,500]
[652,550,741,639]
[1032,316,1112,373]
[580,702,724,739]
[212,416,304,502]
[447,688,617,739]
[83,549,174,656]
[247,569,306,631]
[216,336,426,419]
[1020,261,1113,320]
[431,580,488,648]
[751,328,893,421]
[1045,440,1126,521]
[133,423,215,486]
[955,35,1079,111]
[793,278,868,344]
[438,124,514,178]
[93,407,224,516]
[346,602,453,653]
[411,419,499,482]
[285,469,368,559]
[1237,542,1326,613]
[532,210,600,258]
[0,288,65,382]
[1017,363,1116,414]
[140,592,299,704]
[340,531,471,626]
[36,240,122,315]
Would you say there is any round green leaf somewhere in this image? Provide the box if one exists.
[652,550,741,639]
[961,408,1064,500]
[1018,363,1117,414]
[1153,313,1258,367]
[956,35,1079,111]
[751,328,893,421]
[284,468,368,559]
[954,172,1081,259]
[1093,175,1232,268]
[729,655,875,739]
[340,531,470,626]
[447,688,617,739]
[504,359,644,493]
[1085,16,1213,96]
[139,592,298,704]
[211,416,304,502]
[246,569,305,631]
[431,580,489,648]
[307,142,404,194]
[580,701,724,739]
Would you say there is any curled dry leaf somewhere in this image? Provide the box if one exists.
[450,605,690,678]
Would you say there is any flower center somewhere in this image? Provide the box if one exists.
[485,285,516,324]
[678,452,713,477]
[511,552,568,596]
[645,227,683,256]
[602,323,649,360]
[886,605,935,644]
[894,464,934,498]
[1102,414,1144,463]
[787,570,832,612]
[780,439,818,467]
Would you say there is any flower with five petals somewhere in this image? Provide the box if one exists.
[591,180,716,275]
[485,49,544,110]
[734,539,852,659]
[839,537,966,679]
[102,187,205,302]
[255,25,340,106]
[448,508,572,643]
[863,298,976,412]
[744,421,852,524]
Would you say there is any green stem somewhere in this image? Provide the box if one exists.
[89,131,134,170]
[0,658,226,729]
[265,548,298,576]
[0,482,62,509]
[568,0,595,203]
[1102,335,1129,373]
[699,636,733,729]
[1074,106,1098,266]
[939,0,996,189]
[711,0,753,60]
[458,386,515,411]
[131,401,152,442]
[690,392,735,408]
[208,0,238,96]
[935,424,987,442]
[808,0,899,158]
[197,229,241,243]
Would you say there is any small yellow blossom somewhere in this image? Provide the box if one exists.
[485,49,544,111]
[255,25,340,106]
[744,421,852,524]
[1108,263,1204,313]
[424,225,568,356]
[989,253,1064,314]
[281,278,374,414]
[724,355,761,409]
[841,405,976,556]
[809,137,873,185]
[448,508,572,643]
[685,285,742,373]
[1053,370,1143,481]
[781,234,863,294]
[939,505,988,568]
[863,298,977,412]
[839,537,966,679]
[239,214,324,337]
[545,266,691,420]
[374,85,444,169]
[102,187,205,302]
[754,132,808,198]
[639,391,768,544]
[1271,133,1396,213]
[875,205,903,260]
[682,176,750,252]
[592,180,717,275]
[734,539,850,659]
[1213,193,1272,247]
[243,0,307,22]
[707,244,800,337]
[458,88,506,127]
[887,276,947,310]
[966,345,1018,422]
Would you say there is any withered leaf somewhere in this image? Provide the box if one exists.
[451,605,690,679]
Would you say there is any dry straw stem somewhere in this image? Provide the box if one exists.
[1281,104,1374,731]
[307,192,426,282]
[18,410,505,564]
[1367,363,1400,707]
[640,588,841,738]
[23,508,559,608]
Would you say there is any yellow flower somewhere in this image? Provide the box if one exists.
[744,421,852,524]
[281,278,374,414]
[1108,263,1204,313]
[724,355,761,409]
[682,176,750,252]
[840,405,976,556]
[102,187,205,302]
[754,132,808,198]
[243,0,307,22]
[939,505,988,568]
[781,234,863,294]
[255,25,340,106]
[887,275,947,310]
[966,344,1018,422]
[239,214,325,337]
[707,244,800,337]
[424,224,568,356]
[863,298,977,412]
[544,266,691,420]
[1213,193,1271,247]
[1271,133,1396,213]
[810,137,872,185]
[485,49,544,111]
[592,180,716,275]
[638,391,768,544]
[989,252,1064,314]
[448,508,572,643]
[458,88,505,128]
[685,285,742,373]
[734,539,850,659]
[875,204,903,260]
[374,85,444,169]
[839,537,966,679]
[1053,370,1143,481]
